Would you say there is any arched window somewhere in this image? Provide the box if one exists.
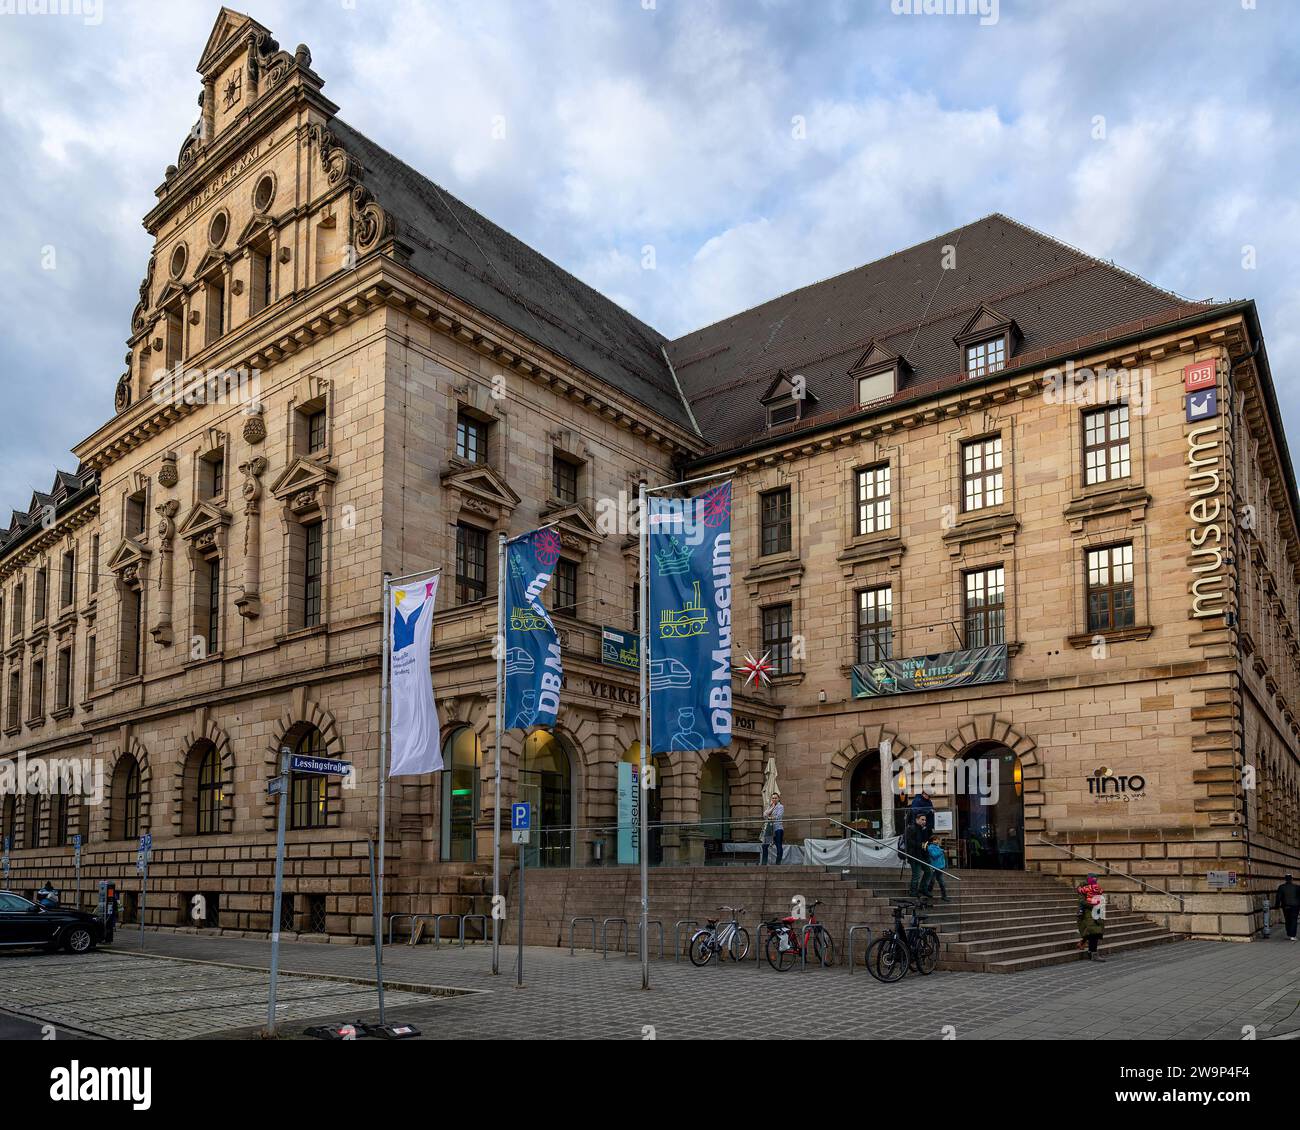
[52,792,69,847]
[110,755,141,840]
[289,727,328,830]
[441,727,482,861]
[23,796,42,849]
[196,744,223,835]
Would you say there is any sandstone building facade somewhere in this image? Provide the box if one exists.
[1,9,1296,941]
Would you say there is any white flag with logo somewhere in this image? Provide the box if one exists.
[388,575,443,777]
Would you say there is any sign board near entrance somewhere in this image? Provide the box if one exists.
[1207,870,1237,889]
[600,626,639,671]
[617,762,640,864]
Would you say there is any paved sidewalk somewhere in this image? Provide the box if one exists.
[17,930,1284,1040]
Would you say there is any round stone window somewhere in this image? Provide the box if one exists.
[253,174,275,212]
[169,243,188,279]
[208,209,229,248]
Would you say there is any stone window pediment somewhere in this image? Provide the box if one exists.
[193,248,228,279]
[271,456,338,520]
[440,463,519,523]
[538,504,605,556]
[235,215,276,249]
[178,500,232,554]
[106,537,152,584]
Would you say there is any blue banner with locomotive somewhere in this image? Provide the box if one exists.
[851,644,1008,698]
[647,481,733,753]
[504,528,564,730]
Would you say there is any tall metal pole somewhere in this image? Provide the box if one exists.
[492,533,506,976]
[374,572,392,1026]
[267,746,289,1034]
[638,481,650,991]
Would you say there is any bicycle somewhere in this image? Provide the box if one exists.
[866,900,939,982]
[688,906,751,966]
[763,899,835,971]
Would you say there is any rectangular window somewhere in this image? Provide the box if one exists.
[0,597,5,642]
[553,559,578,615]
[455,413,487,464]
[768,400,799,428]
[760,487,792,556]
[126,494,146,538]
[962,436,1004,512]
[90,535,100,594]
[762,603,793,676]
[206,558,222,654]
[456,523,488,604]
[34,568,47,623]
[206,276,226,344]
[55,647,72,713]
[61,550,76,609]
[251,250,273,315]
[856,586,894,664]
[165,303,183,369]
[85,636,96,699]
[855,463,892,536]
[1086,543,1135,632]
[121,587,142,678]
[207,453,225,498]
[12,584,23,638]
[291,773,327,830]
[29,658,44,720]
[7,669,20,730]
[964,566,1006,648]
[631,582,640,634]
[965,337,1006,378]
[304,524,323,629]
[307,410,327,455]
[552,454,579,505]
[1083,404,1131,486]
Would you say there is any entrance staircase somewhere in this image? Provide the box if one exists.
[516,865,1184,972]
[841,868,1184,972]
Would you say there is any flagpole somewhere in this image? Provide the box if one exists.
[375,571,392,1025]
[492,533,506,976]
[638,480,650,991]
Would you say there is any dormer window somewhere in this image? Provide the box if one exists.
[849,341,908,407]
[965,337,1006,379]
[760,370,817,430]
[955,304,1020,381]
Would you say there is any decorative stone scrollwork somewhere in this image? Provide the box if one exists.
[352,184,394,252]
[115,375,132,414]
[290,488,318,515]
[131,255,156,335]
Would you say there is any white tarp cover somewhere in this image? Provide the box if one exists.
[800,838,900,868]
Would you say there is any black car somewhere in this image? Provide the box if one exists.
[0,891,101,953]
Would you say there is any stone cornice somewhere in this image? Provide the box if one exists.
[0,497,100,581]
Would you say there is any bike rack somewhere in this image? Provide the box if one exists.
[569,916,597,955]
[433,913,464,947]
[847,924,874,975]
[387,914,415,944]
[672,919,698,962]
[754,921,779,970]
[601,917,629,959]
[459,914,489,947]
[628,919,665,960]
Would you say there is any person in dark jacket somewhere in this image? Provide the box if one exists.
[36,879,59,909]
[1275,874,1300,941]
[911,790,936,831]
[904,813,930,898]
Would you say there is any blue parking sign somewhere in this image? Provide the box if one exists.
[511,802,531,830]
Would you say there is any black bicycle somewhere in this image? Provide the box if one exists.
[865,900,939,982]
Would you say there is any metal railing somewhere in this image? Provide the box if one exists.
[1035,837,1186,910]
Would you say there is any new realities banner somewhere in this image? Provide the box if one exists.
[647,482,734,754]
[504,528,563,731]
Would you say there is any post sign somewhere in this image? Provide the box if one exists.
[511,802,531,844]
[289,754,351,776]
[1186,386,1218,423]
[1184,358,1216,391]
[600,626,639,672]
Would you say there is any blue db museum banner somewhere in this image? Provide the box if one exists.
[647,482,733,753]
[504,528,564,730]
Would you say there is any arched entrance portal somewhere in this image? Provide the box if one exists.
[520,730,573,867]
[848,750,884,835]
[954,742,1024,869]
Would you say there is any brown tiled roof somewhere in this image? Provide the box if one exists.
[665,214,1233,454]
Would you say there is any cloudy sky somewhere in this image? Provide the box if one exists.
[1,0,1297,505]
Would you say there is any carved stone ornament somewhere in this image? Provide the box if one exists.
[157,453,179,489]
[155,499,180,544]
[242,403,267,445]
[115,375,133,414]
[290,488,318,515]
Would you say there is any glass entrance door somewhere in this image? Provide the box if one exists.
[519,730,572,868]
[955,745,1024,869]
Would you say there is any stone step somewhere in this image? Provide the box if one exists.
[953,918,1166,953]
[963,930,1183,973]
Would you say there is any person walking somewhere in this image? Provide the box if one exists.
[911,789,936,831]
[923,835,950,902]
[1076,874,1106,961]
[765,792,785,865]
[1274,874,1300,941]
[905,813,929,898]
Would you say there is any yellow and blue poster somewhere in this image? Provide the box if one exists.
[504,528,564,731]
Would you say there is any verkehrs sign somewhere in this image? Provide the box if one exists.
[1184,358,1217,391]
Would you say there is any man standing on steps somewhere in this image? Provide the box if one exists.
[905,813,929,899]
[1274,874,1300,941]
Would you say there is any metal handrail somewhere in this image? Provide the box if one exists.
[1035,837,1185,910]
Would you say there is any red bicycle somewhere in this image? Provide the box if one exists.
[763,899,835,971]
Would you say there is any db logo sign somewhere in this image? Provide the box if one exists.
[1183,359,1216,392]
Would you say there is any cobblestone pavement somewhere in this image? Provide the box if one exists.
[1,933,1296,1040]
[0,950,438,1040]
